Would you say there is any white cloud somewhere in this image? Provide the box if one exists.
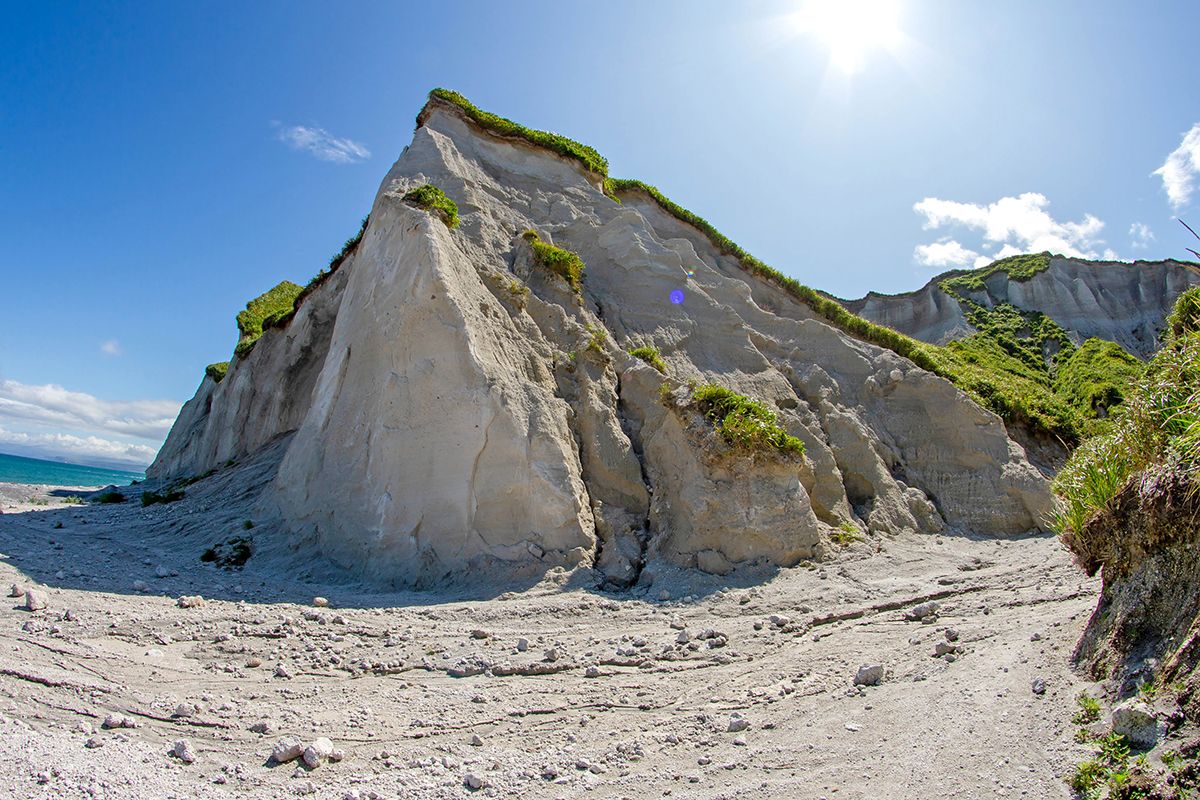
[100,339,121,357]
[1153,123,1200,210]
[0,426,157,469]
[0,380,180,443]
[912,192,1110,265]
[913,239,980,269]
[277,124,371,164]
[1130,222,1155,250]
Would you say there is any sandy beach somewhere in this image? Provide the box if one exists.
[0,475,1099,799]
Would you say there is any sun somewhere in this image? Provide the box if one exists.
[788,0,905,74]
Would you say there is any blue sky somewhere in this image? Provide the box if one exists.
[2,0,1199,468]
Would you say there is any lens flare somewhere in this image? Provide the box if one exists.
[669,289,685,305]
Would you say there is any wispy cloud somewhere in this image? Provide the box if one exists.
[0,425,157,469]
[913,239,981,269]
[912,192,1111,269]
[276,124,371,164]
[1153,123,1200,211]
[1130,222,1156,250]
[0,380,180,444]
[100,339,121,357]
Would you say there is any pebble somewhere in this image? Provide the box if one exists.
[585,665,601,678]
[1031,677,1046,695]
[470,734,483,747]
[177,595,205,608]
[905,601,940,622]
[132,580,149,592]
[7,584,23,598]
[23,589,48,612]
[102,713,139,730]
[172,739,197,764]
[312,597,329,607]
[274,663,294,679]
[470,629,489,640]
[155,565,170,578]
[302,737,338,769]
[516,638,528,652]
[854,664,884,686]
[271,737,305,763]
[464,772,485,790]
[727,714,750,733]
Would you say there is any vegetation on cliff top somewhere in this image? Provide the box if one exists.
[1053,287,1200,540]
[205,362,230,383]
[423,88,608,177]
[690,384,805,458]
[403,184,459,228]
[938,252,1053,297]
[234,281,304,358]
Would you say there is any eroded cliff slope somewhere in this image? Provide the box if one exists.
[150,91,1052,589]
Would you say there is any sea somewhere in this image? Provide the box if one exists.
[0,452,144,488]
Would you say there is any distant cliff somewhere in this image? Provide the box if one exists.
[843,255,1200,360]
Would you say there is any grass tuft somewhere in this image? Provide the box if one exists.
[523,230,584,293]
[403,184,459,228]
[689,384,805,458]
[629,345,667,374]
[94,491,126,504]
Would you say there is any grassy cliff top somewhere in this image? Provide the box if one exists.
[234,281,303,358]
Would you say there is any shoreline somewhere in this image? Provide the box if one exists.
[0,481,108,514]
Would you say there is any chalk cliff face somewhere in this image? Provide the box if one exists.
[844,258,1200,359]
[149,95,1053,588]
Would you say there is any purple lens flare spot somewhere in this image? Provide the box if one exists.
[669,289,685,305]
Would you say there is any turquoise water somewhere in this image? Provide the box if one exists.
[0,452,144,488]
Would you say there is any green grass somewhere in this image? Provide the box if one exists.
[402,184,459,228]
[938,252,1053,296]
[1054,338,1144,419]
[205,362,230,383]
[629,345,667,374]
[1073,692,1102,725]
[689,384,805,458]
[1053,289,1200,541]
[523,230,584,293]
[1070,733,1139,798]
[422,88,608,177]
[234,281,303,359]
[584,323,608,354]
[830,520,864,546]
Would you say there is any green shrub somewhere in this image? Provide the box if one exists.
[403,184,459,228]
[523,230,584,293]
[95,491,125,504]
[234,281,303,358]
[690,384,805,458]
[1073,692,1102,725]
[205,362,230,383]
[829,521,864,546]
[629,345,667,374]
[423,89,608,177]
[201,535,252,568]
[1054,339,1144,418]
[142,489,184,507]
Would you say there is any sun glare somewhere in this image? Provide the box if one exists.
[789,0,904,74]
